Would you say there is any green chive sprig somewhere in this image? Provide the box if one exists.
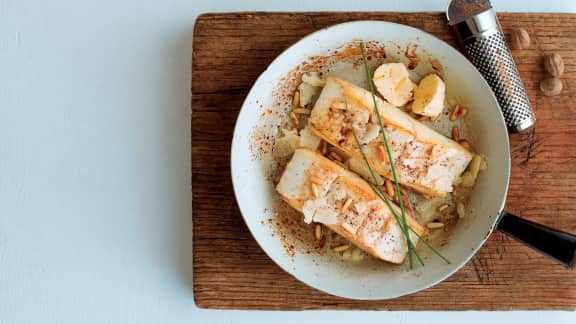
[343,104,423,267]
[339,42,450,268]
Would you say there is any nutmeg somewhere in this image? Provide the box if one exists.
[510,28,530,50]
[543,53,565,77]
[539,77,563,96]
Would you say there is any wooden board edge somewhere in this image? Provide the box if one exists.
[191,11,576,311]
[193,11,576,20]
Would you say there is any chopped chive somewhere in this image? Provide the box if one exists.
[360,44,415,267]
[343,101,423,268]
[339,42,450,267]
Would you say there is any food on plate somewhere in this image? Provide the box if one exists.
[451,126,460,141]
[298,73,325,108]
[271,52,485,267]
[411,74,446,118]
[299,126,322,150]
[373,63,415,107]
[308,77,474,198]
[272,127,300,165]
[449,104,468,121]
[276,148,426,264]
[302,72,327,87]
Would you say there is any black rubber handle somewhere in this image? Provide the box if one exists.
[497,212,576,269]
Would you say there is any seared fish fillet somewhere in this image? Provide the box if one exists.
[308,77,474,197]
[276,148,426,264]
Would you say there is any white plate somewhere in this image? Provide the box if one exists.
[231,21,510,299]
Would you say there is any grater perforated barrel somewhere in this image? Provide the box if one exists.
[450,9,535,132]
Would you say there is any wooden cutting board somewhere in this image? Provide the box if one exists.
[192,12,576,310]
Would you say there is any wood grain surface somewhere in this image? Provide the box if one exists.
[192,12,576,310]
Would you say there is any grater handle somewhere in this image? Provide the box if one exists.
[451,9,536,132]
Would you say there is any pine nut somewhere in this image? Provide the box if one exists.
[385,180,395,198]
[450,104,460,121]
[426,222,445,229]
[310,175,323,185]
[293,108,310,115]
[314,224,322,241]
[333,244,350,252]
[329,151,343,162]
[452,126,460,141]
[289,111,299,126]
[292,91,300,108]
[310,183,319,198]
[457,202,465,218]
[469,155,482,180]
[430,58,443,72]
[377,144,386,162]
[341,198,353,213]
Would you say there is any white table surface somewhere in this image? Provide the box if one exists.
[0,0,574,323]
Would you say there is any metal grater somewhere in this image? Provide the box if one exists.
[447,0,535,132]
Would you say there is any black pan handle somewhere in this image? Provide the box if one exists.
[497,212,576,269]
